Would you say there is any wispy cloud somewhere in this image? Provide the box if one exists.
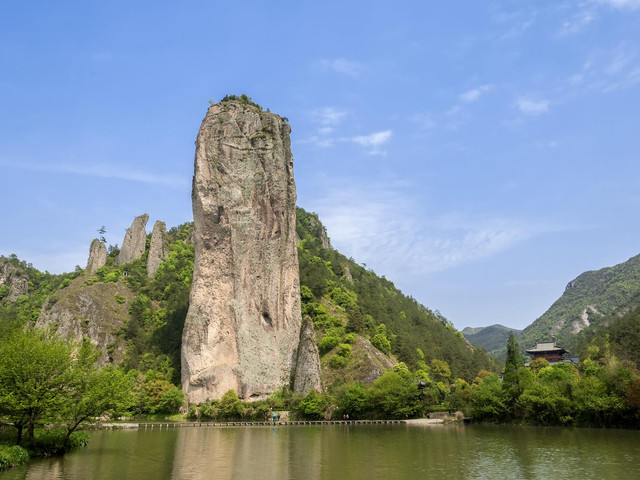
[459,84,493,103]
[317,58,365,78]
[311,107,348,126]
[515,96,550,116]
[559,7,597,35]
[559,0,640,35]
[302,108,391,154]
[351,130,392,155]
[310,183,541,277]
[568,45,640,93]
[0,160,189,189]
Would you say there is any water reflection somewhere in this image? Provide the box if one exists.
[1,424,639,479]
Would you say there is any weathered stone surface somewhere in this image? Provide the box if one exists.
[147,220,169,277]
[0,257,29,302]
[6,275,28,302]
[182,100,321,402]
[292,317,322,394]
[309,215,331,249]
[86,239,107,274]
[116,214,149,265]
[343,265,353,282]
[36,276,132,365]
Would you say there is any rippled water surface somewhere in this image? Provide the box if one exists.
[2,423,639,479]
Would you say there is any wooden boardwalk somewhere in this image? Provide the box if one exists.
[102,419,408,429]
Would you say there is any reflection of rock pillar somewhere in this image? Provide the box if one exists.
[181,100,321,403]
[170,428,237,479]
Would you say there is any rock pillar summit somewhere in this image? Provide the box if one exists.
[181,99,321,403]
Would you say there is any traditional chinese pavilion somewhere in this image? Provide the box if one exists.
[525,341,568,364]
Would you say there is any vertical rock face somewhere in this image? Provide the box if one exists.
[86,239,107,274]
[292,317,322,394]
[116,214,149,265]
[182,100,321,403]
[0,258,28,302]
[147,220,169,277]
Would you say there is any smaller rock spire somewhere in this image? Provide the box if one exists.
[116,214,149,265]
[86,239,107,274]
[147,220,169,277]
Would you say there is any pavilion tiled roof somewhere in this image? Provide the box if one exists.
[525,341,567,354]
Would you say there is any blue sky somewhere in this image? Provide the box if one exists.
[1,1,639,330]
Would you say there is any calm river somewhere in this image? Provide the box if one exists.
[2,423,639,479]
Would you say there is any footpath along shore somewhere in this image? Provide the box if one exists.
[101,418,446,429]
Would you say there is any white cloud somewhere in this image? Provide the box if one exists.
[459,84,492,103]
[318,58,365,77]
[568,45,640,93]
[350,130,392,155]
[311,107,348,126]
[310,183,539,277]
[515,96,550,116]
[351,130,392,148]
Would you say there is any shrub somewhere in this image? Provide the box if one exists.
[330,354,348,369]
[0,445,29,470]
[319,335,340,355]
[336,344,352,358]
[343,333,357,344]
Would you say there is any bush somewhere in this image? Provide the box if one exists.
[319,335,340,355]
[296,390,328,420]
[0,445,29,470]
[330,354,348,369]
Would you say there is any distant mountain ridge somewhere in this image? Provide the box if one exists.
[462,324,522,353]
[501,252,640,359]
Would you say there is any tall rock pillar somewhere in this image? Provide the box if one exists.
[182,99,320,403]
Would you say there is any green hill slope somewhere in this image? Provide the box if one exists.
[296,208,497,382]
[503,253,640,359]
[0,208,497,390]
[462,324,522,353]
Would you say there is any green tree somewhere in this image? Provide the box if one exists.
[60,341,133,446]
[503,332,525,402]
[0,329,74,445]
[297,390,328,420]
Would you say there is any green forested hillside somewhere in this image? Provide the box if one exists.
[0,208,496,392]
[296,208,497,382]
[462,325,522,353]
[498,253,640,359]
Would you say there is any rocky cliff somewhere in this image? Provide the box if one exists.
[147,220,169,277]
[35,276,132,364]
[181,99,321,402]
[0,257,28,302]
[86,239,107,274]
[116,214,149,265]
